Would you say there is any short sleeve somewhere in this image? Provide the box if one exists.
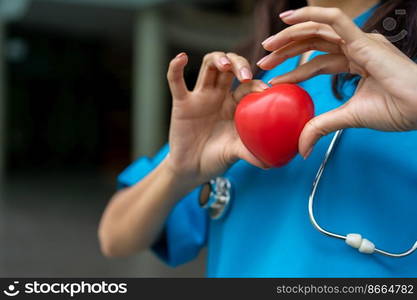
[117,144,208,267]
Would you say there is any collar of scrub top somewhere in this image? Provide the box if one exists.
[310,129,417,258]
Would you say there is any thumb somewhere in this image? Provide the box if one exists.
[237,145,271,169]
[299,105,356,158]
[230,138,270,169]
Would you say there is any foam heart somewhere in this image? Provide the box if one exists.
[235,83,314,167]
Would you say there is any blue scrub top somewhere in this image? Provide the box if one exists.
[118,6,417,277]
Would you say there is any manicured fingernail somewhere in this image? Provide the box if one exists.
[304,147,313,159]
[220,57,231,67]
[176,52,186,58]
[261,35,275,46]
[256,56,268,66]
[279,10,294,19]
[259,82,270,90]
[240,67,252,81]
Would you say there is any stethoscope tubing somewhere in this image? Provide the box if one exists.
[308,129,417,258]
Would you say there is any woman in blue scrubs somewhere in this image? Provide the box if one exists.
[99,0,417,277]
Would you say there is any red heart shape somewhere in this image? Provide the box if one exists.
[235,83,314,167]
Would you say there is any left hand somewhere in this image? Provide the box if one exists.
[257,7,417,158]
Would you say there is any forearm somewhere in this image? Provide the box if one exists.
[98,158,199,257]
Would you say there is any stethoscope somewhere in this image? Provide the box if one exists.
[202,129,417,258]
[309,129,417,258]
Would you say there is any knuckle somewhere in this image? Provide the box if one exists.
[227,53,249,67]
[307,118,327,137]
[292,72,302,83]
[167,63,182,83]
[206,51,228,68]
[227,52,247,64]
[234,83,251,94]
[203,52,221,62]
[288,29,296,41]
[202,53,212,62]
[213,51,225,57]
[313,66,324,76]
[370,32,387,42]
[168,58,176,69]
[313,23,322,36]
[330,7,342,16]
[280,52,291,60]
[329,8,342,22]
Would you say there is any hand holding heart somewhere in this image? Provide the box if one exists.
[165,7,417,180]
[165,52,270,185]
[258,6,417,158]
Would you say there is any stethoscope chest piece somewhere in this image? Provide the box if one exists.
[200,177,232,220]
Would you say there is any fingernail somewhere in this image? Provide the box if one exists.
[240,67,252,81]
[279,10,294,19]
[303,147,313,160]
[176,52,186,58]
[220,57,231,67]
[261,35,275,46]
[259,82,270,90]
[256,56,268,66]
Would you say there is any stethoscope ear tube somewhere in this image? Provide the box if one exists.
[308,129,417,258]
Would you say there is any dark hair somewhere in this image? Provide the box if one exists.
[238,0,417,99]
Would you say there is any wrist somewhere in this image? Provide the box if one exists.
[159,156,202,194]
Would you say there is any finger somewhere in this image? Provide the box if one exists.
[279,7,365,45]
[269,54,348,85]
[233,80,269,101]
[216,71,235,91]
[195,52,231,90]
[167,52,189,99]
[235,140,271,169]
[258,38,341,70]
[261,21,342,52]
[226,52,253,82]
[299,104,357,158]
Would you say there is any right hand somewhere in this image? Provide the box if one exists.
[165,51,270,185]
[258,7,417,158]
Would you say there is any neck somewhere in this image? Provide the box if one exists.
[307,0,379,18]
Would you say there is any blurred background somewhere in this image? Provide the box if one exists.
[0,0,255,277]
